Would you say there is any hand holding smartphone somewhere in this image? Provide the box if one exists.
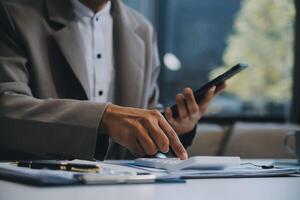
[165,63,249,118]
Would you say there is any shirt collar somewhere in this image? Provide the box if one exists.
[72,0,111,19]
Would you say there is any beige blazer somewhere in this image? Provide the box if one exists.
[0,0,195,160]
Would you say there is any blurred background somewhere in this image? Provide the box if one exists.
[124,0,297,121]
[123,0,300,159]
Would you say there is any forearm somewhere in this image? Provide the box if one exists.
[0,92,110,160]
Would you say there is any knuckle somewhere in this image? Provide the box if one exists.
[141,116,151,124]
[191,107,199,115]
[191,113,200,121]
[131,122,141,131]
[180,113,189,120]
[160,139,170,151]
[152,109,161,117]
[168,131,177,141]
[144,118,157,128]
[176,94,184,102]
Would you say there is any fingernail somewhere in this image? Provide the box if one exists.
[163,147,169,153]
[184,88,191,93]
[178,94,184,100]
[176,94,182,100]
[181,152,188,160]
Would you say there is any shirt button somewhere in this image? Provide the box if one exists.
[98,90,103,96]
[95,17,99,22]
[97,54,102,59]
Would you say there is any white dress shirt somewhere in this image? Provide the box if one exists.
[72,0,115,102]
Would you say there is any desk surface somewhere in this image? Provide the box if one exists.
[1,159,300,200]
[1,176,300,200]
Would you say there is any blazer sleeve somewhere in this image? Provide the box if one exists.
[146,28,196,149]
[0,3,109,161]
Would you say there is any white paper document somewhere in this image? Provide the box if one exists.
[105,160,300,178]
[166,166,300,178]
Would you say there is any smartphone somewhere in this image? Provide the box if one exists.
[165,63,249,118]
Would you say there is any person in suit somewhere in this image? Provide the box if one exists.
[0,0,225,161]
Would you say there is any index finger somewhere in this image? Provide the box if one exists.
[157,116,188,160]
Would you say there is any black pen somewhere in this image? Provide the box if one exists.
[13,160,101,173]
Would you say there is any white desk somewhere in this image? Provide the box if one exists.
[0,160,300,200]
[1,176,300,200]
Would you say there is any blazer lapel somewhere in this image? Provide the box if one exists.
[46,0,90,99]
[45,0,145,104]
[112,0,145,107]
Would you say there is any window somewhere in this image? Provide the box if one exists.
[123,0,297,122]
[157,0,296,121]
[291,0,300,124]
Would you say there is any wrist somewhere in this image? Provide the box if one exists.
[99,104,119,135]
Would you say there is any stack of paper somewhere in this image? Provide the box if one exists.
[0,162,184,186]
